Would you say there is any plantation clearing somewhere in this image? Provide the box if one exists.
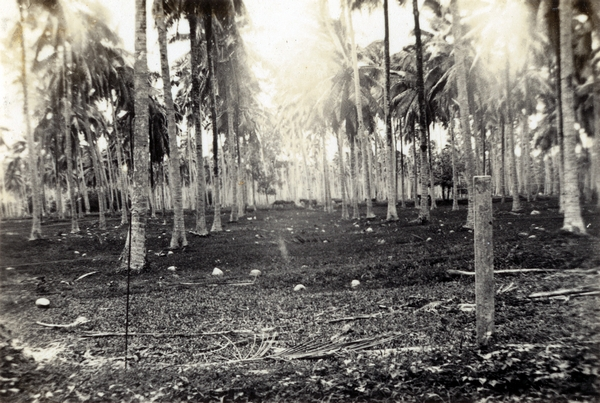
[0,198,599,402]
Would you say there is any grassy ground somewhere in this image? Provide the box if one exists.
[0,197,599,402]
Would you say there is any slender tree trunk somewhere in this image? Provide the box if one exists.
[80,95,107,229]
[373,131,380,200]
[399,120,406,208]
[156,0,187,246]
[188,14,208,235]
[349,131,360,219]
[205,11,222,232]
[62,49,80,232]
[322,132,333,213]
[235,111,245,218]
[53,140,64,219]
[412,132,418,206]
[382,0,398,220]
[344,0,373,218]
[521,113,531,202]
[427,124,437,209]
[336,127,349,219]
[120,0,150,271]
[105,137,117,214]
[450,112,459,211]
[505,57,522,212]
[500,115,506,203]
[592,53,600,207]
[413,0,430,223]
[450,0,476,227]
[19,6,42,239]
[587,0,600,202]
[225,87,238,222]
[558,0,586,233]
[76,143,90,216]
[112,106,129,225]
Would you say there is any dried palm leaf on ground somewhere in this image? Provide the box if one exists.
[270,332,400,360]
[36,316,89,328]
[528,286,600,299]
[324,312,384,323]
[80,329,260,338]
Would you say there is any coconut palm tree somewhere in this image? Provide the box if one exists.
[185,12,210,235]
[558,0,586,233]
[120,0,150,271]
[16,1,42,239]
[504,55,522,212]
[383,0,398,220]
[449,0,476,228]
[154,0,188,248]
[344,0,375,219]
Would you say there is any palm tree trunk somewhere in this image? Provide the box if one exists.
[112,106,129,225]
[521,113,531,202]
[235,110,245,218]
[413,0,430,223]
[225,89,238,222]
[120,0,150,271]
[505,57,522,212]
[156,0,187,246]
[188,13,208,235]
[344,0,373,218]
[18,5,42,239]
[399,119,406,208]
[205,11,222,232]
[80,96,107,229]
[383,0,398,220]
[558,0,586,233]
[412,132,418,206]
[427,124,437,209]
[322,132,333,213]
[450,112,459,211]
[62,50,80,232]
[76,143,90,216]
[500,115,506,202]
[336,127,349,219]
[105,137,117,214]
[52,139,64,219]
[350,131,360,219]
[450,0,476,227]
[591,52,600,208]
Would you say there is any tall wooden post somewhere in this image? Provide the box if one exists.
[474,176,494,346]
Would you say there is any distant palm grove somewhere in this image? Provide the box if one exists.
[2,0,598,270]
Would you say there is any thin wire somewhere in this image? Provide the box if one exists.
[125,209,132,370]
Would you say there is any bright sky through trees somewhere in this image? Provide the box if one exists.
[0,0,416,148]
[0,0,539,151]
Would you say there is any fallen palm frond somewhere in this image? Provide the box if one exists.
[497,282,517,294]
[363,345,435,356]
[324,312,384,323]
[36,316,89,328]
[448,267,598,276]
[74,271,98,282]
[448,268,559,276]
[80,329,258,338]
[270,332,400,360]
[172,281,255,287]
[528,286,600,299]
[182,331,279,368]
